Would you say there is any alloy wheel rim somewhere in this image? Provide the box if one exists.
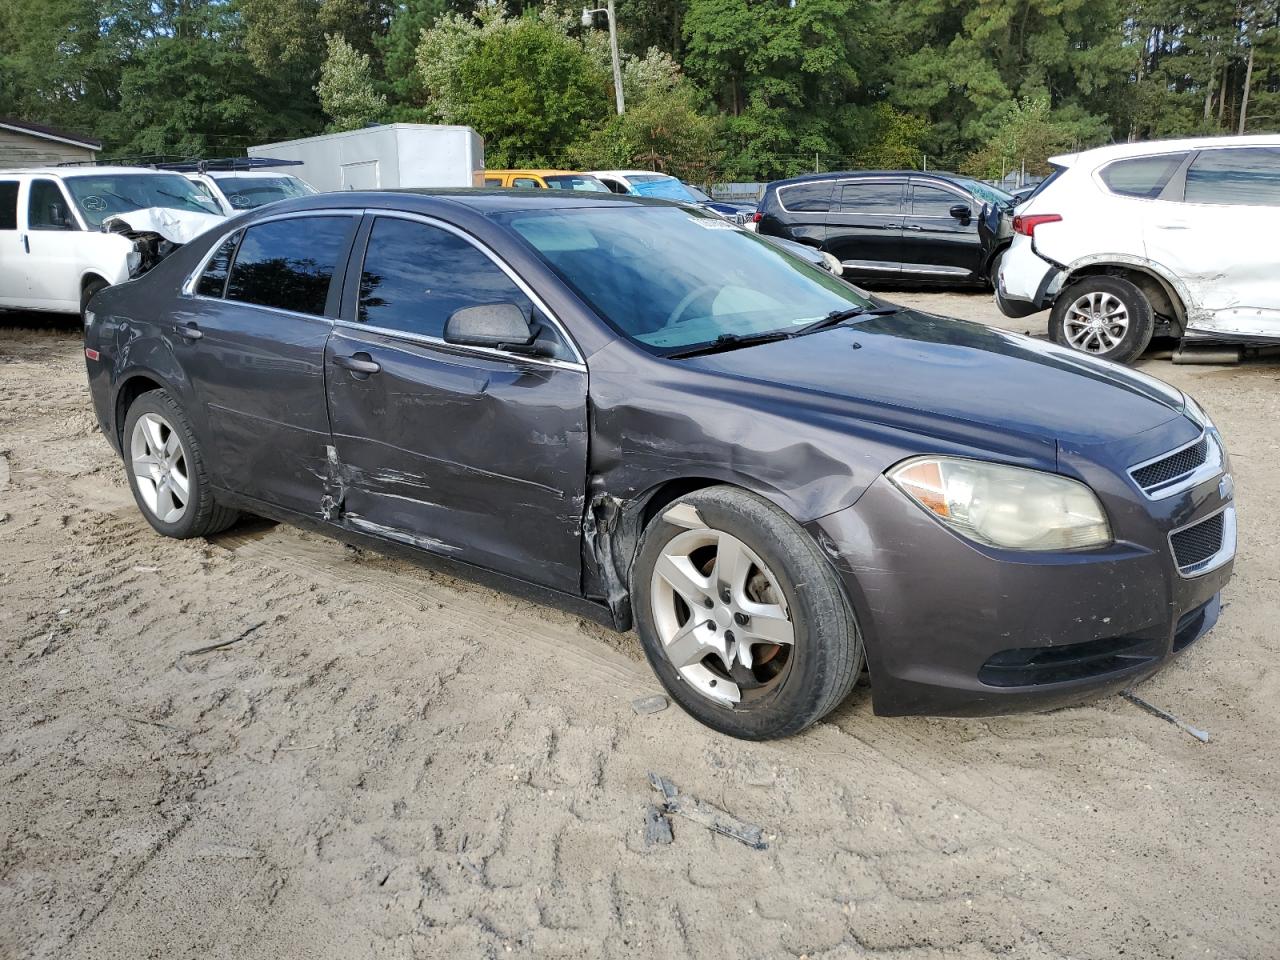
[1064,291,1129,354]
[650,525,795,706]
[130,413,190,524]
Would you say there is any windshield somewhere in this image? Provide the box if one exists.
[685,184,711,202]
[212,175,316,209]
[543,175,610,192]
[956,178,1015,207]
[63,173,221,227]
[626,175,697,202]
[500,206,873,354]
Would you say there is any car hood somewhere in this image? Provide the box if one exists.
[102,206,225,244]
[691,310,1185,453]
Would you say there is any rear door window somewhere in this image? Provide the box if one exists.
[195,231,242,298]
[836,181,903,214]
[225,216,354,316]
[28,179,76,230]
[0,181,17,229]
[512,178,541,189]
[1100,153,1189,199]
[356,216,536,341]
[777,181,833,213]
[1184,147,1280,206]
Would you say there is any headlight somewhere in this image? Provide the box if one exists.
[821,251,843,276]
[888,456,1111,551]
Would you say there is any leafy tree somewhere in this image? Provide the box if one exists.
[317,33,388,130]
[417,6,609,165]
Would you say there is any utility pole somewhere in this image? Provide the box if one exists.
[583,2,625,115]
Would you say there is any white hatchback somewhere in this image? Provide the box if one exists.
[997,134,1280,363]
[0,167,224,315]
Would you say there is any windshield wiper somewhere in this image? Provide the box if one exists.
[665,330,796,359]
[794,304,902,336]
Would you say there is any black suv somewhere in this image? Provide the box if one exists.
[755,171,1015,287]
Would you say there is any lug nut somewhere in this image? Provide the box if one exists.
[734,612,749,625]
[720,589,731,603]
[725,630,735,644]
[703,598,714,608]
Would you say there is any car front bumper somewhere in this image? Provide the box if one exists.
[806,446,1235,717]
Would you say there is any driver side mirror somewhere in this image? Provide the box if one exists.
[949,203,972,222]
[444,302,543,355]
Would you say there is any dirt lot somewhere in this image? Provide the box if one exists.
[2,293,1278,960]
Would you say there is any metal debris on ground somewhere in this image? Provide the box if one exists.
[1122,689,1210,743]
[647,772,768,850]
[643,804,673,846]
[632,694,669,716]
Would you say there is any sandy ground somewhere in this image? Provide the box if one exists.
[2,293,1278,960]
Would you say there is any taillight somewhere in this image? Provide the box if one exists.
[1012,213,1062,237]
[752,211,763,223]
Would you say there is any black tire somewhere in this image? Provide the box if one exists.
[987,248,1006,291]
[122,389,239,539]
[632,485,863,740]
[1049,275,1154,364]
[81,277,108,318]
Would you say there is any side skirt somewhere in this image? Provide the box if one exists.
[209,486,621,630]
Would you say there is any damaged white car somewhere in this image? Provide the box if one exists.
[996,134,1280,363]
[0,167,224,316]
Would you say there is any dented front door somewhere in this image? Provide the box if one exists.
[322,213,589,593]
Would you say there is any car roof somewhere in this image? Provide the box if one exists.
[0,165,190,178]
[198,170,305,180]
[769,170,970,189]
[485,169,591,178]
[259,188,681,217]
[1050,133,1280,169]
[586,170,676,179]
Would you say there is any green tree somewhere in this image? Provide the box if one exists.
[317,33,388,130]
[417,6,609,165]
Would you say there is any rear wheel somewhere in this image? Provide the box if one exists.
[632,485,863,740]
[123,389,238,539]
[1050,275,1154,364]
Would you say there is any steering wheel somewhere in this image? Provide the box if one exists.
[665,283,720,327]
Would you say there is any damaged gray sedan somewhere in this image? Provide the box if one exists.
[83,191,1235,739]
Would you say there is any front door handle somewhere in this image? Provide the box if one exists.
[333,353,381,376]
[905,224,924,231]
[22,234,29,253]
[177,321,203,341]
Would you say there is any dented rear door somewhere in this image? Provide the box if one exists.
[323,213,589,593]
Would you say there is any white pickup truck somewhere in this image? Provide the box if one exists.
[0,166,224,315]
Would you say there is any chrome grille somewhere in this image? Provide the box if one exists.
[1132,437,1209,493]
[1171,511,1225,573]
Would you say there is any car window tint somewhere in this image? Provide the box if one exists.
[0,181,17,230]
[837,181,902,214]
[777,182,832,212]
[357,217,535,341]
[1100,153,1188,199]
[513,178,540,189]
[1185,147,1280,206]
[912,184,965,217]
[226,216,352,316]
[28,179,75,230]
[196,231,241,298]
[484,178,503,188]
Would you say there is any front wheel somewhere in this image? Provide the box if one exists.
[632,485,863,740]
[1050,275,1154,364]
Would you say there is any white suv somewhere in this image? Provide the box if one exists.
[181,167,317,215]
[0,166,224,315]
[997,134,1280,363]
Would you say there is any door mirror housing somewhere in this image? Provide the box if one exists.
[949,203,972,221]
[444,302,541,353]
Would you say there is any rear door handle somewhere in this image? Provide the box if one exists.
[1155,222,1190,230]
[22,234,29,253]
[333,353,381,376]
[905,224,924,231]
[177,322,203,341]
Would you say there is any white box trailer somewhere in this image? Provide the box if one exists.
[247,124,484,192]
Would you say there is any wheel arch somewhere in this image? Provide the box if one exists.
[112,369,182,450]
[1062,257,1190,333]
